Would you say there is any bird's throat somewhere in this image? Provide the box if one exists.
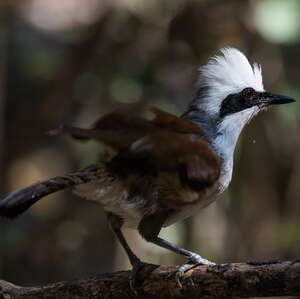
[182,107,254,192]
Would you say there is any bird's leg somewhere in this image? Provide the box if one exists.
[138,212,215,287]
[152,236,214,264]
[106,212,149,289]
[107,212,140,265]
[151,237,215,286]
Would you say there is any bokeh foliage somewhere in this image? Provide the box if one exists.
[0,3,299,299]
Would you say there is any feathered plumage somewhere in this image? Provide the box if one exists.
[196,47,264,115]
[0,47,295,288]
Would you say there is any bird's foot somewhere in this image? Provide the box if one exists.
[129,258,157,293]
[175,254,215,288]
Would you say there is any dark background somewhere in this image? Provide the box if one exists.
[0,1,300,297]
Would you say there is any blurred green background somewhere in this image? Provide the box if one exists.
[0,1,300,297]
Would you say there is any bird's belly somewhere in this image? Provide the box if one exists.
[74,180,148,228]
[74,174,225,229]
[162,191,218,227]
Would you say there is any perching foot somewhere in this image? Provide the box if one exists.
[129,257,157,292]
[175,254,215,288]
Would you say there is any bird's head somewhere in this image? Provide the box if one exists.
[183,47,295,161]
[197,47,294,124]
[186,48,295,143]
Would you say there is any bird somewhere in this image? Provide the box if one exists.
[0,47,295,287]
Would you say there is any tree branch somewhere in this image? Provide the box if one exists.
[0,260,300,298]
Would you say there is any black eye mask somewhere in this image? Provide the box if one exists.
[220,88,256,118]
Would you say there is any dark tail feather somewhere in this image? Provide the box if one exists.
[0,165,103,219]
[0,183,52,218]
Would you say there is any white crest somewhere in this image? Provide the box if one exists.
[197,47,264,115]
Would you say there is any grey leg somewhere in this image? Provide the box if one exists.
[138,213,215,287]
[106,213,149,290]
[151,237,215,286]
[152,237,214,264]
[107,212,140,264]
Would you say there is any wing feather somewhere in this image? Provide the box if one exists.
[53,107,222,186]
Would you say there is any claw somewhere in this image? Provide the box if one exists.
[175,256,215,288]
[175,261,195,288]
[175,269,184,288]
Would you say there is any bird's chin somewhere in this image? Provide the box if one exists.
[258,103,269,111]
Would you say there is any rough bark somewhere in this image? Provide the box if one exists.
[0,260,300,298]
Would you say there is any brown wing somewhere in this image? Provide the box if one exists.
[50,107,153,151]
[150,107,204,135]
[53,107,222,186]
[125,130,221,185]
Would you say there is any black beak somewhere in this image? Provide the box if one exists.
[260,92,295,106]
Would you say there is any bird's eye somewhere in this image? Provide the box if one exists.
[243,88,255,99]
